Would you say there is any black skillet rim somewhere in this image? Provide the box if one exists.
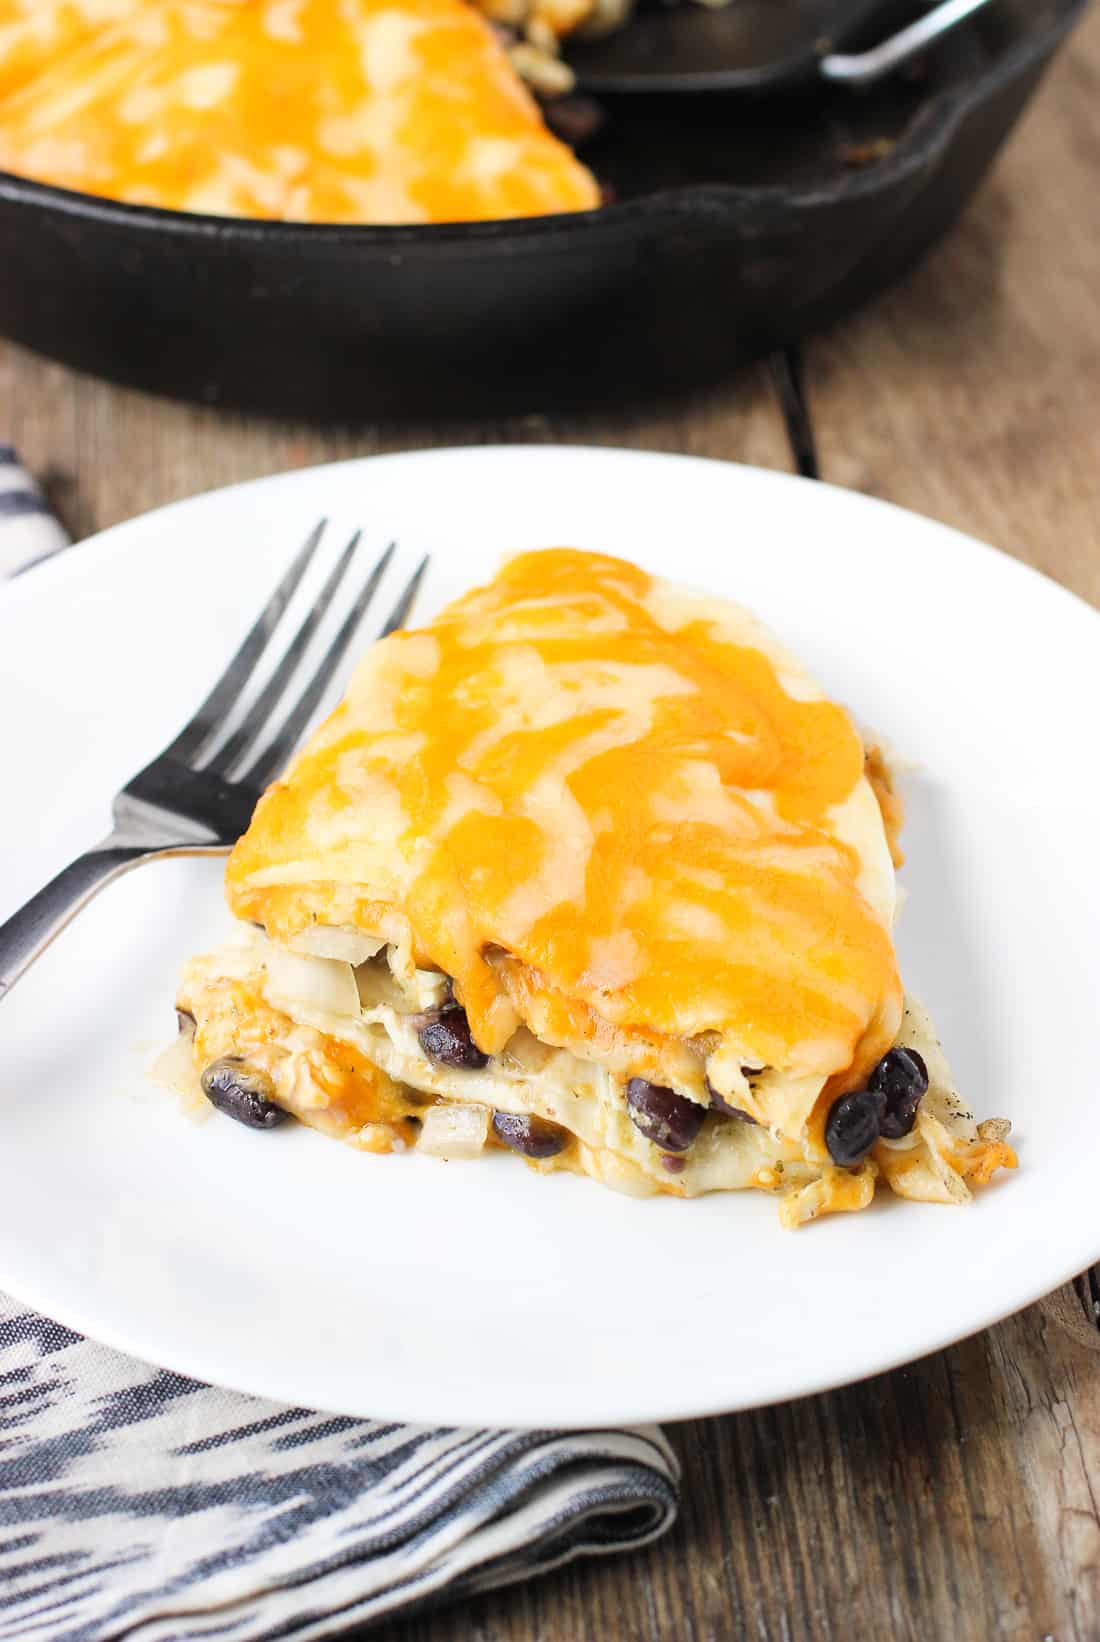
[0,0,1085,251]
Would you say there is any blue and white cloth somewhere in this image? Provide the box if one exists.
[0,1301,677,1641]
[0,451,679,1639]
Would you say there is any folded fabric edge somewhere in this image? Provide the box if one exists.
[120,1459,680,1642]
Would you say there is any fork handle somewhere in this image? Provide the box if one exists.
[0,843,226,1002]
[0,846,151,1001]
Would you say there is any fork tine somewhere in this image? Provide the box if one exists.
[238,541,409,791]
[165,519,326,765]
[378,554,429,639]
[205,527,366,776]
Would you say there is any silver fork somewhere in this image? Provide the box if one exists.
[0,522,428,1001]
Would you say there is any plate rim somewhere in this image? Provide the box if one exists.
[8,442,1099,637]
[2,1199,1096,1430]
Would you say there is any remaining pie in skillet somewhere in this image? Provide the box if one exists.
[0,0,598,222]
[0,1,144,102]
[166,548,1015,1226]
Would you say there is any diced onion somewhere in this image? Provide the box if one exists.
[385,944,450,1011]
[286,927,385,965]
[265,945,361,1020]
[409,968,451,1010]
[416,1103,490,1159]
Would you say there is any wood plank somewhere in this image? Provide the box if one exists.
[0,342,793,539]
[808,6,1100,607]
[383,1305,1100,1642]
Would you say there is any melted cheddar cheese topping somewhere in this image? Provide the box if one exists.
[0,2,136,101]
[228,549,904,1090]
[0,0,598,222]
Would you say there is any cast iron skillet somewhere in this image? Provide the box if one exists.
[0,0,1085,421]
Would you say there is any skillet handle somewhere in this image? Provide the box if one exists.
[820,0,997,86]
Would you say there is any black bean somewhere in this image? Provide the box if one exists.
[176,1007,196,1036]
[870,1046,929,1139]
[418,1005,489,1070]
[706,1080,758,1124]
[543,93,606,149]
[825,1088,886,1166]
[492,1111,568,1158]
[625,1078,705,1152]
[661,1155,686,1175]
[200,1057,287,1130]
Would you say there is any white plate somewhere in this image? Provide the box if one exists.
[2,446,1098,1430]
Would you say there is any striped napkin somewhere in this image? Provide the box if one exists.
[0,449,679,1640]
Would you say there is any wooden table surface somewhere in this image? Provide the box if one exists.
[4,9,1100,1639]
